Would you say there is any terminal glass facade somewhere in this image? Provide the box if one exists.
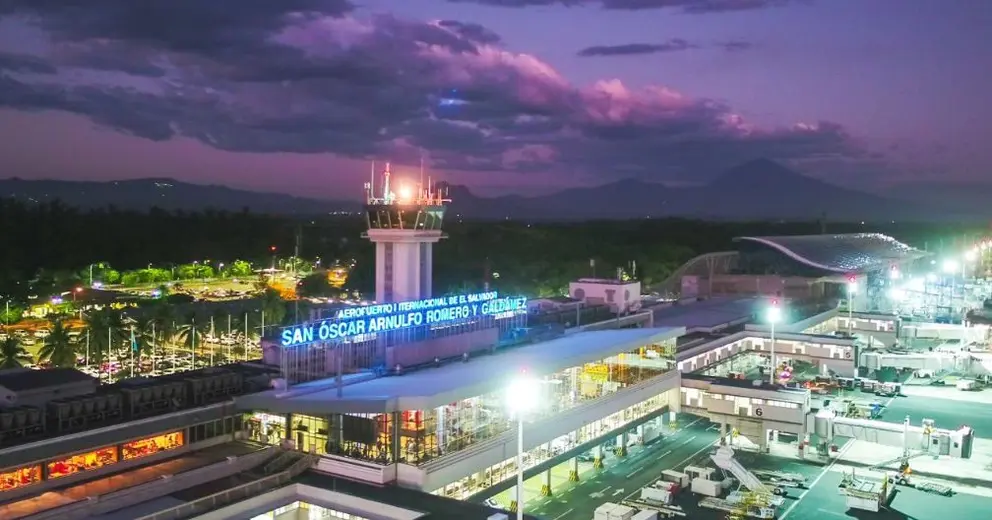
[0,465,41,492]
[323,338,676,465]
[292,414,330,455]
[247,412,287,445]
[47,445,118,479]
[434,390,671,500]
[122,431,184,461]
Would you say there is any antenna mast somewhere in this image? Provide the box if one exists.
[383,162,392,202]
[369,161,375,202]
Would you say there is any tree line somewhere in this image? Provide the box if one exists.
[0,198,980,304]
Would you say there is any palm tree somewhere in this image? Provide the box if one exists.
[40,319,77,368]
[260,287,287,334]
[83,309,125,368]
[0,336,33,369]
[176,316,207,368]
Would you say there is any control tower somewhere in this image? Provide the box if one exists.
[363,162,449,303]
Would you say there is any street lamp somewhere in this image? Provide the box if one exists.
[942,259,959,274]
[767,302,782,385]
[506,372,540,520]
[846,279,857,336]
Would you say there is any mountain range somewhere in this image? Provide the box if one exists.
[0,159,979,221]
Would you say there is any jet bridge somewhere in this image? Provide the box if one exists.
[810,411,974,459]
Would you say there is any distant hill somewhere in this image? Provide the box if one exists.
[446,158,961,221]
[0,178,359,215]
[0,160,975,220]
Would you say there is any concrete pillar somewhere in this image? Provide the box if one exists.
[509,485,519,513]
[593,444,605,469]
[436,406,446,453]
[719,422,728,446]
[569,456,580,482]
[759,426,769,453]
[541,468,553,496]
[615,432,628,457]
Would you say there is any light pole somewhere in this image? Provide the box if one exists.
[847,279,858,377]
[767,302,782,385]
[846,279,857,337]
[942,260,960,319]
[506,373,539,520]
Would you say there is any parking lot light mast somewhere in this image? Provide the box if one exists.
[767,301,782,385]
[506,371,539,520]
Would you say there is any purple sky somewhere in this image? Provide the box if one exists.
[0,0,989,198]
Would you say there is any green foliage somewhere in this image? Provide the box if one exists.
[82,309,125,365]
[297,272,335,298]
[260,287,287,327]
[0,197,985,304]
[40,318,77,368]
[0,304,25,325]
[176,263,215,280]
[0,336,33,369]
[228,259,253,277]
[118,267,173,286]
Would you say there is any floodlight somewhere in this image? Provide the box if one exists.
[506,373,540,414]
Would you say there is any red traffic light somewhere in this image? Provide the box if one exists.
[270,246,277,252]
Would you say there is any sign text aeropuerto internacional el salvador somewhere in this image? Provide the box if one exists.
[280,291,528,347]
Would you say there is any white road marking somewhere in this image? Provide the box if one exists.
[623,436,717,501]
[780,441,855,520]
[553,509,574,520]
[678,435,697,446]
[626,467,644,478]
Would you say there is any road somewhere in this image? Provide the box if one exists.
[525,417,719,520]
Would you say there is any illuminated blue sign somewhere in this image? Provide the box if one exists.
[280,291,527,347]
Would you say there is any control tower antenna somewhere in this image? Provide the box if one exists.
[382,162,392,203]
[366,161,375,202]
[419,156,425,199]
[362,160,450,302]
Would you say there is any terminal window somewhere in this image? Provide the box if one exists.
[122,431,184,461]
[293,415,329,455]
[47,446,118,479]
[0,465,41,492]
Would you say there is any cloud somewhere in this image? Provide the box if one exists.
[578,39,696,57]
[436,20,502,45]
[718,40,754,52]
[0,1,869,184]
[447,0,799,14]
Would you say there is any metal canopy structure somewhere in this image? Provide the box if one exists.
[735,233,926,274]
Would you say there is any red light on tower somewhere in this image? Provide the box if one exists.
[270,246,277,252]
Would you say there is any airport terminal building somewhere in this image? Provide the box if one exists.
[2,222,970,520]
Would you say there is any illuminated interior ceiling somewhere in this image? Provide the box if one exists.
[735,233,927,274]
